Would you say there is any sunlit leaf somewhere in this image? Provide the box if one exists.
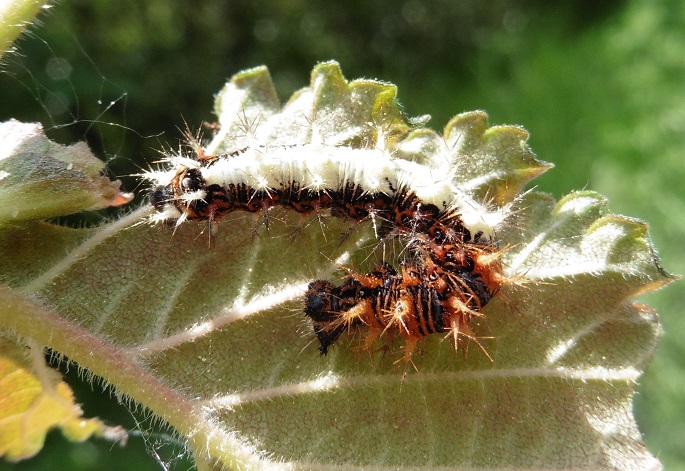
[0,62,674,470]
[0,119,132,223]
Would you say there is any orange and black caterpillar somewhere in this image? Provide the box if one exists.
[304,236,502,361]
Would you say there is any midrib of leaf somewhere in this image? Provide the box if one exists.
[0,205,268,469]
[0,285,274,471]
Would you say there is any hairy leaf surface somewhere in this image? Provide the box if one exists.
[0,62,672,470]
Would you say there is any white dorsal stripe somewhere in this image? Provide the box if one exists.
[146,143,504,239]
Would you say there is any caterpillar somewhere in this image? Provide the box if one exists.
[304,235,502,361]
[145,142,504,362]
[146,143,496,243]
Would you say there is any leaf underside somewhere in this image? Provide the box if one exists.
[0,61,673,470]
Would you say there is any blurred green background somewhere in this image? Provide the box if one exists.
[1,0,683,469]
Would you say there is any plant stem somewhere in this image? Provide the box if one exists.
[0,0,51,59]
[0,285,272,470]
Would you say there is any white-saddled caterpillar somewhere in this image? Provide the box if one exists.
[145,143,500,243]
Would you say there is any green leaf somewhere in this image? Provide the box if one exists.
[0,120,132,223]
[0,62,674,469]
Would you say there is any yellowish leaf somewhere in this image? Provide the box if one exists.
[0,334,127,462]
